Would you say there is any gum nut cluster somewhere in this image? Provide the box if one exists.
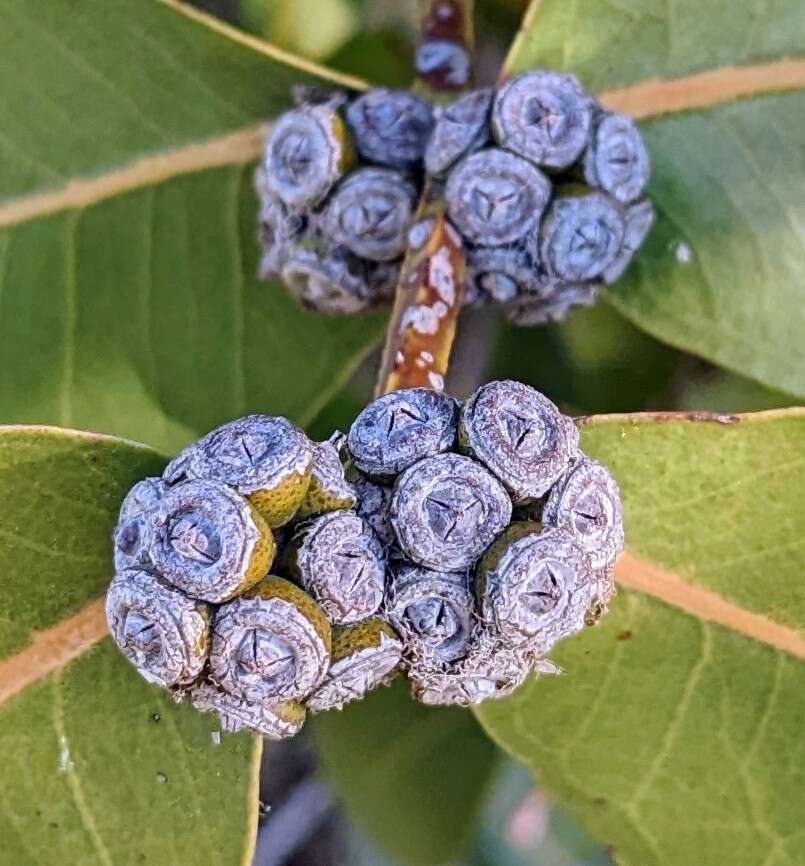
[105,383,623,735]
[256,72,653,324]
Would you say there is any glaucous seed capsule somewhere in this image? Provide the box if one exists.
[539,191,626,283]
[467,246,539,304]
[323,168,417,262]
[254,167,306,279]
[282,245,372,315]
[346,88,433,168]
[542,456,624,570]
[305,618,403,714]
[182,415,313,528]
[504,281,599,326]
[459,380,575,502]
[492,71,594,171]
[408,632,531,707]
[189,680,306,739]
[106,569,210,688]
[583,112,650,205]
[148,479,275,603]
[263,103,353,209]
[424,88,492,178]
[386,565,475,665]
[113,477,165,573]
[347,387,459,481]
[391,453,512,571]
[296,439,356,518]
[289,510,386,624]
[210,576,331,704]
[601,199,654,284]
[446,148,551,246]
[415,40,471,90]
[353,477,395,546]
[477,524,594,655]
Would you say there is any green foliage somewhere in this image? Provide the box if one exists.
[506,0,805,399]
[477,410,805,866]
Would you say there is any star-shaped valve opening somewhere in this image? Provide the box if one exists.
[407,597,460,645]
[278,131,314,184]
[424,483,484,543]
[471,179,522,225]
[236,629,295,683]
[499,406,546,457]
[518,560,564,617]
[571,483,612,538]
[168,514,222,565]
[523,95,567,142]
[122,610,162,666]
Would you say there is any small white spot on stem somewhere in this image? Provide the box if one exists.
[430,246,456,305]
[428,372,445,390]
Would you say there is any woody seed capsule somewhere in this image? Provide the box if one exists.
[424,88,492,178]
[296,438,356,518]
[323,168,417,262]
[189,680,306,739]
[177,415,313,527]
[477,524,594,655]
[148,479,275,603]
[601,199,654,284]
[542,456,624,570]
[113,477,165,573]
[583,112,650,205]
[492,71,594,171]
[391,453,512,571]
[467,246,540,304]
[504,281,600,326]
[106,569,210,688]
[263,102,353,208]
[459,380,576,502]
[210,576,331,704]
[305,618,403,714]
[386,565,475,665]
[346,89,434,168]
[347,388,459,481]
[353,477,395,547]
[282,245,373,315]
[445,148,551,246]
[289,510,386,625]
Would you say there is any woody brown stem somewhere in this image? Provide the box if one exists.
[374,0,475,397]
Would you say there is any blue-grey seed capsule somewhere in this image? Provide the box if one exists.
[425,88,492,177]
[282,245,372,315]
[387,565,475,665]
[263,103,352,208]
[492,71,594,171]
[353,477,395,546]
[391,453,512,571]
[106,569,210,688]
[147,479,274,603]
[540,191,626,282]
[189,680,306,739]
[254,166,306,279]
[459,380,576,502]
[346,89,433,167]
[113,477,165,573]
[446,148,550,246]
[601,199,654,284]
[477,525,594,655]
[415,40,471,89]
[289,510,386,625]
[542,456,624,570]
[504,281,599,326]
[467,245,539,304]
[583,112,650,204]
[347,388,459,481]
[324,168,417,262]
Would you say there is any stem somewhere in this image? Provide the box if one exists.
[374,0,475,397]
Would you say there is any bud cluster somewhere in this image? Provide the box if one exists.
[106,381,623,736]
[257,72,653,324]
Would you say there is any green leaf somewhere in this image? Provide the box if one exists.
[505,1,805,399]
[0,0,383,454]
[0,427,261,866]
[313,679,501,866]
[476,408,805,866]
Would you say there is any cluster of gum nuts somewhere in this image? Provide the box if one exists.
[106,380,623,739]
[257,71,653,325]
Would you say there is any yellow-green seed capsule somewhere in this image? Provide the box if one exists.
[306,618,403,714]
[189,680,306,739]
[210,576,331,704]
[296,438,356,518]
[148,479,275,603]
[169,415,314,528]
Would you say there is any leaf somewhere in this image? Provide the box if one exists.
[476,408,805,866]
[0,427,262,866]
[0,0,384,454]
[312,679,501,866]
[505,2,805,399]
